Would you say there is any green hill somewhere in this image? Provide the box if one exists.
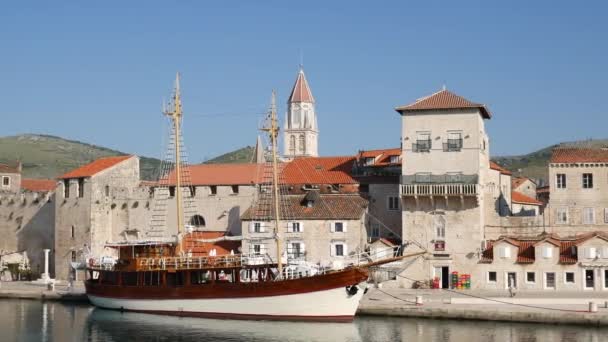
[493,139,608,183]
[204,146,255,164]
[0,134,160,180]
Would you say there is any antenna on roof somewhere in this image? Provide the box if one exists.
[299,48,304,71]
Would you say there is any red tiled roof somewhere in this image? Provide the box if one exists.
[21,179,57,192]
[357,148,401,166]
[480,241,494,263]
[511,191,543,206]
[395,89,491,119]
[282,156,357,185]
[516,241,535,263]
[181,231,240,256]
[58,155,133,179]
[551,147,608,163]
[165,163,268,186]
[288,69,315,103]
[560,241,577,264]
[0,163,19,174]
[490,161,512,175]
[242,193,368,220]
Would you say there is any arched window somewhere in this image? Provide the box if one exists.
[299,135,305,152]
[190,215,206,227]
[289,135,296,152]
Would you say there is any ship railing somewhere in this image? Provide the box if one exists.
[135,255,242,271]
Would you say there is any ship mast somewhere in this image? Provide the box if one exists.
[262,90,283,278]
[164,73,185,251]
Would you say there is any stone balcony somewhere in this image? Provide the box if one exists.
[401,183,479,197]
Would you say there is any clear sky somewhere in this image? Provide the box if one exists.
[1,1,606,161]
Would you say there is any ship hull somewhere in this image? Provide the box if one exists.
[85,267,368,322]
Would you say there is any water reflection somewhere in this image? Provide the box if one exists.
[0,299,607,342]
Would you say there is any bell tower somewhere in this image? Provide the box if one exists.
[283,68,318,158]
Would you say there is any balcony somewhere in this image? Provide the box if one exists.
[412,140,432,153]
[401,183,478,197]
[443,139,463,152]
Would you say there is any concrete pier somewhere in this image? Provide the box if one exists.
[359,287,608,327]
[0,281,88,302]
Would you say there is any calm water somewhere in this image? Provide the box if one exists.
[0,300,607,342]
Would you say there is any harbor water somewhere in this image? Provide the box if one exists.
[0,299,606,342]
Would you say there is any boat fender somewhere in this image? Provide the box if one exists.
[346,285,358,296]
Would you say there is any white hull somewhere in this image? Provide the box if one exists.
[88,282,367,321]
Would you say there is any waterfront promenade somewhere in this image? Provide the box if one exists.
[0,280,87,301]
[359,282,608,326]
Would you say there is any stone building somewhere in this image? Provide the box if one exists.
[353,148,402,242]
[283,68,318,158]
[512,177,537,199]
[546,147,608,236]
[396,88,494,289]
[55,155,140,280]
[0,161,56,278]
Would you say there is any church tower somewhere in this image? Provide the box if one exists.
[283,68,318,158]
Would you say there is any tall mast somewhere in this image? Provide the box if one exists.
[164,73,184,249]
[263,90,283,278]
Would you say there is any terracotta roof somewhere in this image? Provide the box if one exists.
[58,155,133,179]
[0,163,19,174]
[516,241,535,264]
[480,241,494,263]
[490,161,512,175]
[550,147,608,163]
[357,148,402,166]
[242,194,368,221]
[559,241,577,264]
[282,156,357,185]
[20,179,57,192]
[395,89,491,119]
[164,163,268,186]
[511,191,543,206]
[181,231,240,256]
[288,69,315,103]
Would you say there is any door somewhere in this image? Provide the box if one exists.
[507,272,517,289]
[585,269,595,289]
[441,267,450,289]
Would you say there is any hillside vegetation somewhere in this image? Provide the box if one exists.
[493,139,608,183]
[0,134,160,180]
[204,146,255,164]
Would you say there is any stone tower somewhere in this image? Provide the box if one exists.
[283,68,318,158]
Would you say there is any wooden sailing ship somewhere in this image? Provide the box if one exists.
[84,74,411,322]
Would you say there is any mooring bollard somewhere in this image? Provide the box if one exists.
[589,301,598,313]
[416,295,423,305]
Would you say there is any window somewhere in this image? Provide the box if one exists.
[542,246,553,258]
[415,173,431,183]
[190,215,206,227]
[545,272,556,289]
[298,135,305,152]
[488,271,497,283]
[209,186,217,195]
[71,225,75,239]
[583,208,595,225]
[446,172,462,183]
[556,207,568,224]
[446,132,463,151]
[585,247,597,259]
[565,272,575,284]
[583,173,593,189]
[78,178,85,198]
[371,224,380,238]
[526,272,536,283]
[251,222,263,233]
[414,132,431,152]
[498,246,511,258]
[334,244,344,257]
[64,180,70,198]
[105,185,110,197]
[1,176,9,187]
[169,186,176,197]
[556,173,566,189]
[436,222,445,240]
[389,155,400,164]
[287,242,305,259]
[289,135,296,152]
[364,157,375,166]
[231,185,239,194]
[189,186,196,197]
[288,222,302,233]
[334,222,344,232]
[388,196,400,211]
[252,244,265,256]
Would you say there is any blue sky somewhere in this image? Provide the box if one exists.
[1,1,606,161]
